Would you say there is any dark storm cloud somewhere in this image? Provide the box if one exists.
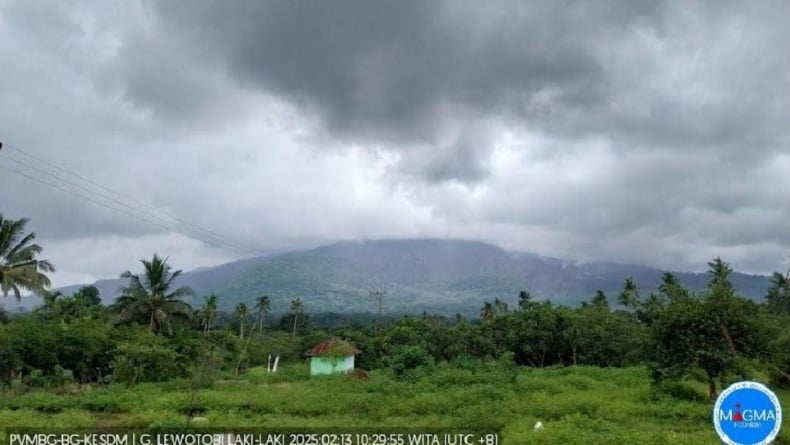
[124,0,788,187]
[2,0,789,285]
[124,0,680,182]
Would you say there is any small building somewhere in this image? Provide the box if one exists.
[304,338,360,376]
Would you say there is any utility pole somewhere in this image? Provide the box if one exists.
[370,289,386,335]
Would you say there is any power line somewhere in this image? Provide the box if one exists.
[5,143,259,254]
[3,152,255,253]
[0,158,260,256]
[0,164,178,234]
[0,142,264,256]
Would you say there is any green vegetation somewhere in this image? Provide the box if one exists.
[52,239,774,316]
[1,214,790,443]
[0,214,55,300]
[0,364,788,444]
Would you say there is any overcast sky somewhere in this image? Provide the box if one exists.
[1,0,788,288]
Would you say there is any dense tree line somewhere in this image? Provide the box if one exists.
[2,213,790,399]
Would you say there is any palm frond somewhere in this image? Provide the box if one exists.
[167,285,194,300]
[5,232,37,259]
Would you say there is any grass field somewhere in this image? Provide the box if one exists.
[1,364,787,445]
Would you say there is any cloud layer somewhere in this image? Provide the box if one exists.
[1,0,788,288]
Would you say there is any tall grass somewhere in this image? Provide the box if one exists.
[1,364,788,445]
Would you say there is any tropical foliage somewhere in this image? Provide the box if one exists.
[0,212,790,443]
[0,214,54,300]
[290,297,304,337]
[111,254,194,335]
[196,293,219,332]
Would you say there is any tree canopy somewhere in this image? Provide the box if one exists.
[111,254,194,335]
[0,214,55,300]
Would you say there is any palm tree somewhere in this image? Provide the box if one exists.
[590,290,609,309]
[617,277,640,311]
[112,254,194,335]
[254,295,271,334]
[518,290,536,311]
[480,302,494,320]
[0,215,55,300]
[197,293,219,332]
[658,272,688,302]
[290,297,304,337]
[234,302,250,339]
[493,298,509,316]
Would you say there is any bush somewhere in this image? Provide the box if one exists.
[56,320,114,383]
[111,333,187,384]
[649,380,707,402]
[390,345,434,380]
[451,355,484,372]
[177,330,241,370]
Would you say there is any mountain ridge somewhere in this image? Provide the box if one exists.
[5,238,773,315]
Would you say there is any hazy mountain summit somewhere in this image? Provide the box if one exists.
[24,239,770,316]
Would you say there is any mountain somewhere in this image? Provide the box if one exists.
[6,239,773,316]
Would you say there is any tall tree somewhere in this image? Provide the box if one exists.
[197,293,219,332]
[480,302,494,320]
[765,270,790,315]
[290,297,304,337]
[617,278,640,311]
[493,298,509,316]
[74,285,101,305]
[112,254,194,335]
[706,257,738,354]
[649,257,772,400]
[590,290,609,310]
[518,290,536,311]
[658,272,688,302]
[254,295,271,333]
[235,302,250,340]
[707,257,734,292]
[55,285,103,322]
[637,293,666,325]
[0,215,55,300]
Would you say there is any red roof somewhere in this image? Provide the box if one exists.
[304,339,361,356]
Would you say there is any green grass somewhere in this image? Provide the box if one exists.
[1,365,788,445]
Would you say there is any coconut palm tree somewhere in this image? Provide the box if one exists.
[0,214,55,300]
[518,290,536,312]
[290,297,304,337]
[658,272,689,302]
[480,302,494,320]
[254,295,271,334]
[112,254,194,335]
[617,277,640,311]
[197,293,219,332]
[234,302,250,339]
[590,290,609,309]
[493,298,509,316]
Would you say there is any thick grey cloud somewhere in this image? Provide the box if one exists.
[124,0,789,178]
[0,0,788,289]
[128,0,642,181]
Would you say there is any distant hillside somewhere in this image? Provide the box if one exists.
[7,239,773,316]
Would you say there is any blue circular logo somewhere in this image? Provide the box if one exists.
[713,381,782,445]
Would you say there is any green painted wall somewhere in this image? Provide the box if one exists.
[309,355,355,375]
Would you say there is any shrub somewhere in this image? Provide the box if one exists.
[390,345,434,380]
[111,337,186,385]
[649,380,707,402]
